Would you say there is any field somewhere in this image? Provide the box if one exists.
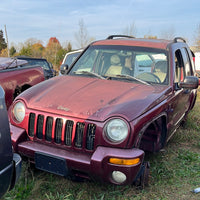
[3,91,200,200]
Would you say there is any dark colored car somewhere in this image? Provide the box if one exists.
[9,35,199,187]
[0,86,21,198]
[15,56,56,79]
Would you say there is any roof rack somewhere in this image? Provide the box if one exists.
[174,37,186,43]
[107,35,135,40]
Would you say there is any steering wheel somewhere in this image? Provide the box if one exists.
[136,72,161,83]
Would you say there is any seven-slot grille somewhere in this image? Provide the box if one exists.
[28,113,96,150]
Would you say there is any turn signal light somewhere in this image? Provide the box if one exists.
[109,157,140,165]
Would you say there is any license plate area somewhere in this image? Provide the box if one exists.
[35,152,68,176]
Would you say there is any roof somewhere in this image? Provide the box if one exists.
[92,37,176,50]
[0,57,28,70]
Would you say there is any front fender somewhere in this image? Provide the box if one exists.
[10,124,27,152]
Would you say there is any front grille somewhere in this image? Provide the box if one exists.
[28,113,96,150]
[75,122,85,148]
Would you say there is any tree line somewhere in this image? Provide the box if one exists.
[1,20,200,71]
[0,19,92,71]
[0,34,72,71]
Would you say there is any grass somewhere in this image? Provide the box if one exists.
[3,91,200,200]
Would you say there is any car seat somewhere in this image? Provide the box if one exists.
[153,61,167,82]
[105,55,122,76]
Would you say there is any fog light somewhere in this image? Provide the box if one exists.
[112,171,127,183]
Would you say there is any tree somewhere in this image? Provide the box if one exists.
[18,38,43,57]
[0,48,8,57]
[31,43,44,58]
[9,46,16,56]
[67,42,72,52]
[18,44,32,56]
[44,37,62,67]
[123,22,137,37]
[160,26,176,40]
[56,48,67,66]
[46,37,61,48]
[0,30,7,52]
[74,19,90,48]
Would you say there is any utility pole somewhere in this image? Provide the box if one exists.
[4,25,10,57]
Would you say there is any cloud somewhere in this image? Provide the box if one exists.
[1,0,200,47]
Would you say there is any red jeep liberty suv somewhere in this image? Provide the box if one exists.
[9,35,199,186]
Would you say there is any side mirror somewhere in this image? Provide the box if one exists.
[179,76,199,89]
[60,64,69,75]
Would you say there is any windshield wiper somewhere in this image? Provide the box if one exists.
[73,70,105,79]
[115,74,151,85]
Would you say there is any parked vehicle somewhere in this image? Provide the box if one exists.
[15,56,56,79]
[0,57,45,109]
[59,49,83,75]
[9,35,199,187]
[194,52,200,77]
[0,86,21,198]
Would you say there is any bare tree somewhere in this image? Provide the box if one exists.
[24,38,43,47]
[194,24,200,50]
[160,26,176,40]
[123,22,137,37]
[75,19,90,48]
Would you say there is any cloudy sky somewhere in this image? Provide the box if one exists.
[0,0,200,48]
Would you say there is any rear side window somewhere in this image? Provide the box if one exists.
[180,48,192,76]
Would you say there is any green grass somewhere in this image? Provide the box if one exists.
[3,91,200,200]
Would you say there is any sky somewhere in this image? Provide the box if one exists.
[0,0,200,49]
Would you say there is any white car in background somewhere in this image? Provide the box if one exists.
[59,49,83,75]
[195,52,200,77]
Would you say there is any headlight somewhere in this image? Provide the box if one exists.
[105,119,128,143]
[13,101,26,123]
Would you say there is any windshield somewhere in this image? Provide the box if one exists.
[23,59,51,71]
[69,45,168,84]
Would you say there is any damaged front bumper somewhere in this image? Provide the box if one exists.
[10,124,145,186]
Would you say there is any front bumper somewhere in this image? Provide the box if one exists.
[11,124,144,185]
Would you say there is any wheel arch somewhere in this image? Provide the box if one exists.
[135,112,167,152]
[13,84,31,99]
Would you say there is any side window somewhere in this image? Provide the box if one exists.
[175,50,185,82]
[183,48,194,75]
[181,48,192,76]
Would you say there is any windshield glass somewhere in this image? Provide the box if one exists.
[69,45,168,84]
[23,60,50,71]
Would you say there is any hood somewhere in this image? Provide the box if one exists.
[18,75,170,122]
